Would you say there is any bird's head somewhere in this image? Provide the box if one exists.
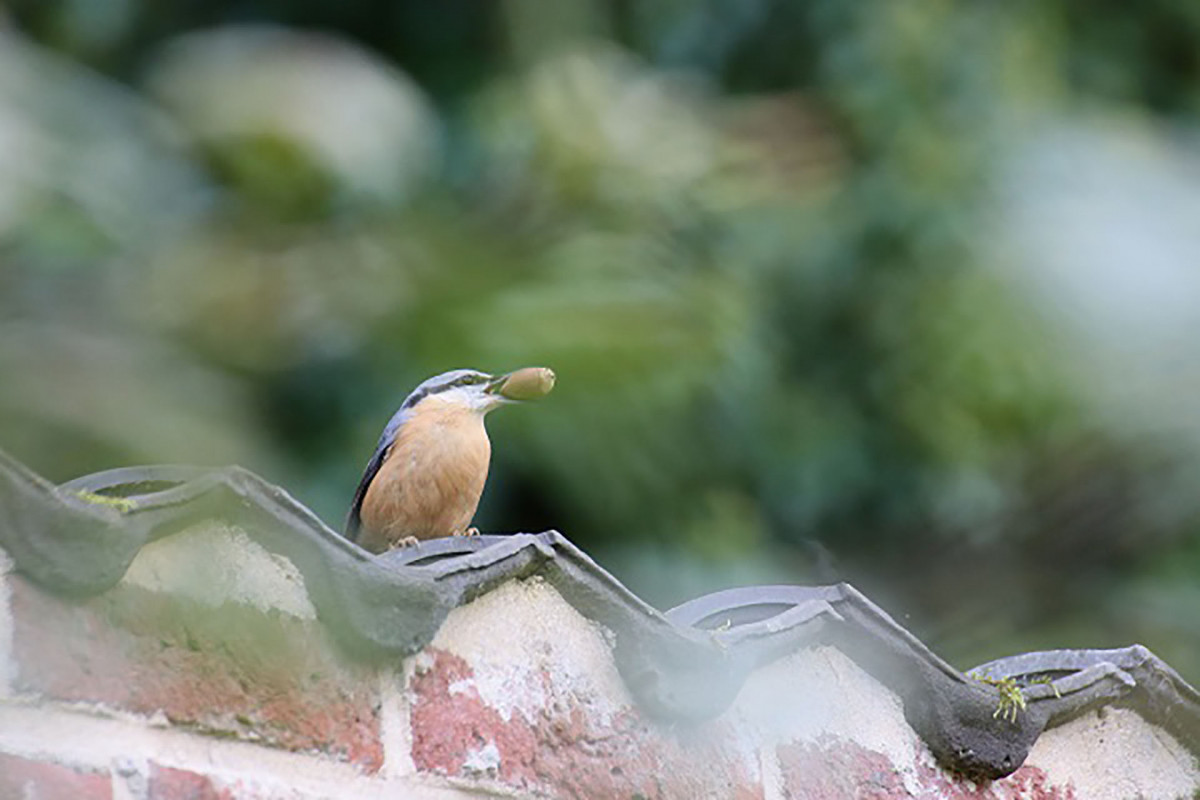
[400,367,556,415]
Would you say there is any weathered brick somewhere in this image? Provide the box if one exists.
[777,737,908,799]
[0,753,112,800]
[145,763,317,800]
[777,738,1078,800]
[9,575,383,772]
[409,647,762,799]
[147,765,230,800]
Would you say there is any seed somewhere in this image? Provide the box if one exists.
[500,367,556,400]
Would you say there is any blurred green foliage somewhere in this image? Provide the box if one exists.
[3,1,1200,679]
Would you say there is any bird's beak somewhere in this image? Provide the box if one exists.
[484,373,511,397]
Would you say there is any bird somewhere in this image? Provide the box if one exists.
[344,367,555,553]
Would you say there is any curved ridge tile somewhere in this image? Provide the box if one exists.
[0,453,454,659]
[972,645,1200,756]
[0,449,151,595]
[385,532,741,721]
[670,582,1045,780]
[820,584,1047,780]
[3,450,1197,787]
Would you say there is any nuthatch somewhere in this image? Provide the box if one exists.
[345,367,555,553]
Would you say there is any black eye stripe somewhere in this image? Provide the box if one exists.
[400,372,491,409]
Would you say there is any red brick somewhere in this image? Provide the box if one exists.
[147,765,230,800]
[146,764,289,800]
[409,647,763,800]
[9,575,383,772]
[777,738,1077,800]
[0,753,112,800]
[778,738,909,799]
[912,758,1077,800]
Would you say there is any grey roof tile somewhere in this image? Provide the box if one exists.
[1,449,1196,781]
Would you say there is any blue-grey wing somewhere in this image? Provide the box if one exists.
[344,406,412,542]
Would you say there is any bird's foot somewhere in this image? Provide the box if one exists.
[388,536,420,550]
[452,527,481,537]
[708,618,733,651]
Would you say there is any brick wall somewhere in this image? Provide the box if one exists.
[1,525,1197,800]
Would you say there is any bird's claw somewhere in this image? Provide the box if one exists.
[452,527,481,537]
[388,536,420,550]
[708,618,733,651]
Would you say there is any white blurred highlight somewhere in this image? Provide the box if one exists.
[1002,117,1200,441]
[147,26,438,203]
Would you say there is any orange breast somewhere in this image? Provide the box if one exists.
[358,403,492,553]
